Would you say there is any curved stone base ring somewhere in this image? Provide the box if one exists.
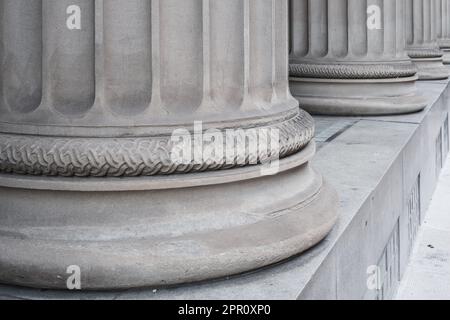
[407,49,450,80]
[411,57,450,79]
[439,42,450,65]
[442,50,450,65]
[0,140,337,290]
[0,109,338,290]
[289,76,428,116]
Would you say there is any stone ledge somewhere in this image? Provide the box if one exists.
[0,79,449,300]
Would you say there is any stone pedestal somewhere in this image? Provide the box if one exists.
[0,0,337,290]
[406,0,450,79]
[289,0,427,116]
[437,0,450,64]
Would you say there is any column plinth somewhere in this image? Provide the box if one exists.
[0,0,337,289]
[406,0,450,79]
[289,0,427,116]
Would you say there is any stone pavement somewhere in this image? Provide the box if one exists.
[397,155,450,300]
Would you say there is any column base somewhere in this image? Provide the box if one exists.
[289,76,427,116]
[0,142,338,290]
[411,57,450,80]
[442,49,450,65]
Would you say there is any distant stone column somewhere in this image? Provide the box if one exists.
[0,0,337,290]
[289,0,427,116]
[436,0,450,64]
[405,0,450,78]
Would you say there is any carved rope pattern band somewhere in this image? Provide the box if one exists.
[289,63,418,79]
[407,48,444,59]
[0,111,314,177]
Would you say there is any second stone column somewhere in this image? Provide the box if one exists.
[405,0,450,79]
[289,0,427,116]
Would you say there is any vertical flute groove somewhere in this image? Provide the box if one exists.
[1,0,43,114]
[149,0,164,113]
[103,0,152,116]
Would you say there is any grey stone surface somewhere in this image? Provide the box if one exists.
[397,154,450,299]
[289,0,427,116]
[0,0,338,290]
[297,251,337,300]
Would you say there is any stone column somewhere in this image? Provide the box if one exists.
[0,0,337,290]
[289,0,427,116]
[436,0,450,64]
[405,0,450,79]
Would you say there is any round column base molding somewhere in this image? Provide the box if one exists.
[407,48,443,59]
[411,57,450,80]
[438,39,450,49]
[0,144,338,290]
[289,76,427,116]
[441,49,450,65]
[289,62,417,80]
[0,110,314,178]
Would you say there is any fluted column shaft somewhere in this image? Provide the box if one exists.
[436,0,450,63]
[289,0,426,116]
[1,0,294,130]
[0,0,337,290]
[0,0,308,176]
[291,0,412,73]
[405,0,449,78]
